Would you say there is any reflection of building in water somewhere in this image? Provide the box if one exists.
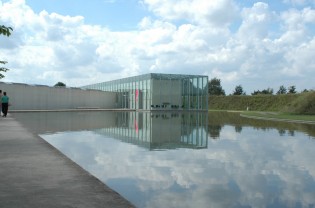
[96,112,208,150]
[13,111,208,150]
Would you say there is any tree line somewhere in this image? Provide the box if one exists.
[208,77,311,96]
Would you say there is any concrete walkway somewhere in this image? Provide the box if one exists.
[0,114,134,208]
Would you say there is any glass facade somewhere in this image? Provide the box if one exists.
[82,73,208,111]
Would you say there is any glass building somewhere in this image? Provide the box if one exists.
[82,73,208,111]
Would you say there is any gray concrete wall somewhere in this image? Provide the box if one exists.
[0,82,116,110]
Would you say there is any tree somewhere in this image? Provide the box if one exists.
[252,88,273,95]
[261,88,273,95]
[208,78,225,95]
[0,25,13,79]
[233,85,246,95]
[251,90,261,95]
[277,85,287,95]
[288,85,296,94]
[54,82,66,87]
[0,25,13,36]
[0,61,9,79]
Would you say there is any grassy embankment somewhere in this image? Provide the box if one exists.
[208,91,315,123]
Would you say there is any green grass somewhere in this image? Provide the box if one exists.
[208,91,315,123]
[209,91,315,115]
[240,111,315,122]
[282,91,315,115]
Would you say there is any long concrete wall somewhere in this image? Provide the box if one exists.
[0,82,116,110]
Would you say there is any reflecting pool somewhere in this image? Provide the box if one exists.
[13,111,315,208]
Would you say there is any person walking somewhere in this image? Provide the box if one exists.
[0,90,2,116]
[1,91,9,117]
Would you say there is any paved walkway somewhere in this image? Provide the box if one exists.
[0,114,134,208]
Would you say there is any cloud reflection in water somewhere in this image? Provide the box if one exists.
[13,111,315,208]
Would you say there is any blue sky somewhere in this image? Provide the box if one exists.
[0,0,315,93]
[25,0,150,30]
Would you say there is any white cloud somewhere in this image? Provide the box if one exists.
[142,0,239,27]
[237,2,276,40]
[0,0,315,92]
[282,38,315,76]
[40,124,315,208]
[281,7,315,32]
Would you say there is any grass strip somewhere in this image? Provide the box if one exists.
[241,111,315,123]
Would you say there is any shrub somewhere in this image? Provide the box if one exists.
[282,91,315,115]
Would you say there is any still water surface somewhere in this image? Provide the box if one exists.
[13,111,315,208]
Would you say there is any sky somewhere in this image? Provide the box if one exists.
[0,0,315,94]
